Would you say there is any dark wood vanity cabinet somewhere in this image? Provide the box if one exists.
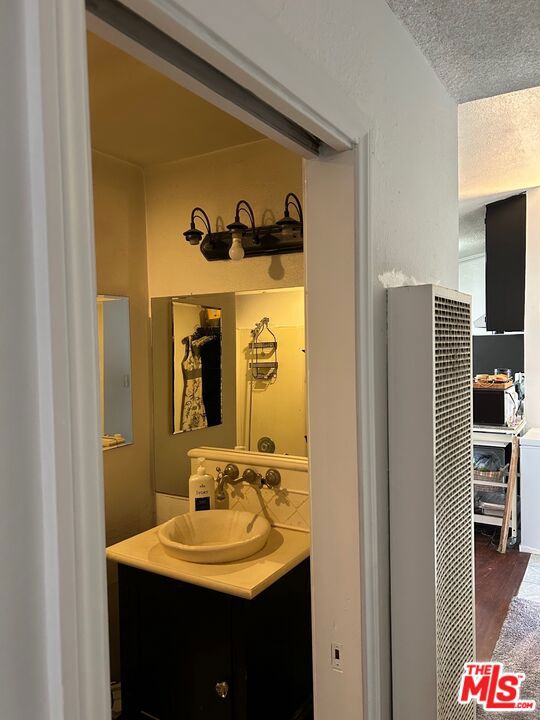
[118,560,312,720]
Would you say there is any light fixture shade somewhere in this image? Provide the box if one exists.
[183,207,213,246]
[226,220,248,234]
[183,225,204,245]
[276,214,301,238]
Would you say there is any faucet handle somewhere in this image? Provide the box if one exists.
[224,463,240,481]
[264,468,281,489]
[242,468,263,487]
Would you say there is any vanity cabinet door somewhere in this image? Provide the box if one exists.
[119,565,233,720]
[168,580,234,720]
[231,560,313,720]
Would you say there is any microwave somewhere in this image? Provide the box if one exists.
[473,386,518,427]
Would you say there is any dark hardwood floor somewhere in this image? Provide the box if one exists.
[475,529,530,659]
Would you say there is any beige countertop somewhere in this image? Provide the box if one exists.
[106,525,310,600]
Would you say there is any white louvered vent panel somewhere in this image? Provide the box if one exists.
[434,296,475,720]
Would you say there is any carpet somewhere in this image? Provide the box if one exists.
[477,596,540,718]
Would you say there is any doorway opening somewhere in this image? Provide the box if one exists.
[88,22,312,720]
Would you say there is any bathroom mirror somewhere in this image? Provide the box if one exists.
[97,295,133,449]
[172,300,222,434]
[151,288,307,496]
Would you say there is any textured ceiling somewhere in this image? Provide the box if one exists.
[87,33,262,167]
[459,86,540,202]
[458,86,540,257]
[386,0,540,102]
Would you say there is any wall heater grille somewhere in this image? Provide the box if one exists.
[388,285,474,720]
[434,296,475,720]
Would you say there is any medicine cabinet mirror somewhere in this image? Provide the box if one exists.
[97,295,133,449]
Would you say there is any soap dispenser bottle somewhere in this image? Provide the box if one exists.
[189,458,215,512]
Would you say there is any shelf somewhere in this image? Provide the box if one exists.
[473,380,514,391]
[474,513,503,527]
[249,341,277,350]
[473,419,527,446]
[474,479,508,488]
[473,429,521,542]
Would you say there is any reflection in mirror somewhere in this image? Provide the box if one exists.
[236,288,307,457]
[97,295,133,449]
[172,301,222,434]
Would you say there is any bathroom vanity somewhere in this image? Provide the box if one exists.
[107,525,312,720]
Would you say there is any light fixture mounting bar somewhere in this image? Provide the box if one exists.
[200,225,303,261]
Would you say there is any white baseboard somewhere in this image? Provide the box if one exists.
[519,545,540,555]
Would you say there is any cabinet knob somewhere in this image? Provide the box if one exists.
[215,681,229,699]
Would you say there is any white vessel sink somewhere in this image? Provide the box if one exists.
[157,509,271,564]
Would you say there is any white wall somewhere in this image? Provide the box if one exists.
[459,254,486,332]
[251,0,458,278]
[0,4,51,718]
[525,187,540,426]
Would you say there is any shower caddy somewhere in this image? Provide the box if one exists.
[248,317,278,380]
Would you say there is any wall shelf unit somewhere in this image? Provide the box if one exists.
[473,419,526,546]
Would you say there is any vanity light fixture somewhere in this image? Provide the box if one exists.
[182,192,303,262]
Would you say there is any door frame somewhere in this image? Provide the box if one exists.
[28,0,384,718]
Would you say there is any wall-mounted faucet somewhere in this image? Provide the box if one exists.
[215,464,282,501]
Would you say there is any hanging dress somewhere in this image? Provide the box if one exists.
[180,336,209,431]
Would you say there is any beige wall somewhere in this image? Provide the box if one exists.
[145,139,304,297]
[92,150,155,680]
[93,150,155,542]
